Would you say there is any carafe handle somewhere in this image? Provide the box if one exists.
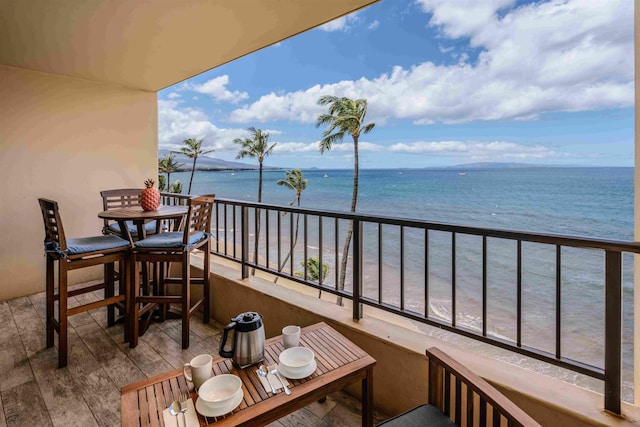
[219,321,236,358]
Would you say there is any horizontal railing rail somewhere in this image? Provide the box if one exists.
[210,197,638,415]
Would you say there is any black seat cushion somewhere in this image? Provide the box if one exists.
[376,404,456,427]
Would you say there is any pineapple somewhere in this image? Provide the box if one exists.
[141,178,161,211]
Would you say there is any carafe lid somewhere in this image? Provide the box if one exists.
[232,312,263,332]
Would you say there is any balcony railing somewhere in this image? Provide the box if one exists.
[210,198,639,415]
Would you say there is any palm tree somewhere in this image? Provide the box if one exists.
[233,127,277,274]
[274,169,307,283]
[295,257,329,298]
[158,153,183,191]
[233,128,277,202]
[316,95,375,305]
[177,138,214,195]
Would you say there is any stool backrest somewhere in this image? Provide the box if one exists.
[38,198,68,254]
[184,195,215,245]
[100,188,143,229]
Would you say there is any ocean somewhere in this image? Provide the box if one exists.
[171,166,634,399]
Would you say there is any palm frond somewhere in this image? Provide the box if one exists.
[361,123,376,134]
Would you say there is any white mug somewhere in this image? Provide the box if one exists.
[282,325,301,348]
[183,354,212,390]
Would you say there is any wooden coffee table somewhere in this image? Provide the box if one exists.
[121,322,376,426]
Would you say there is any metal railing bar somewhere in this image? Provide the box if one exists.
[400,225,405,311]
[224,205,229,257]
[215,203,220,253]
[604,250,622,414]
[277,210,281,272]
[319,217,323,288]
[353,219,363,319]
[304,214,308,281]
[556,244,561,359]
[289,210,294,275]
[517,240,522,348]
[452,232,456,328]
[232,205,236,258]
[482,235,487,337]
[265,210,270,269]
[379,224,383,304]
[241,206,248,278]
[335,218,339,290]
[255,207,260,270]
[425,228,429,319]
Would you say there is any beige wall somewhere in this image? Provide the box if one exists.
[0,65,157,301]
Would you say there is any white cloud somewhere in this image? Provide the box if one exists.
[318,12,360,32]
[229,0,632,125]
[368,20,380,30]
[438,44,454,54]
[166,92,181,99]
[389,140,567,161]
[159,99,573,162]
[158,100,251,153]
[271,138,564,161]
[273,142,321,153]
[416,0,516,39]
[186,75,249,103]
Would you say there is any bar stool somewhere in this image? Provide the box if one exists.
[129,195,214,349]
[38,198,130,368]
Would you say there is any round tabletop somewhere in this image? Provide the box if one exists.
[98,205,188,221]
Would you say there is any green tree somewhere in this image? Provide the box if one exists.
[233,127,277,275]
[169,180,183,194]
[158,175,166,191]
[177,138,214,195]
[233,128,276,203]
[295,257,329,298]
[158,153,183,191]
[316,96,375,305]
[274,169,308,283]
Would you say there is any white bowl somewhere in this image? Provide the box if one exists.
[197,374,242,410]
[279,346,314,369]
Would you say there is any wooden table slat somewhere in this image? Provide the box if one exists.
[318,327,367,358]
[300,333,340,371]
[305,331,346,365]
[312,329,357,364]
[145,386,161,427]
[153,383,167,427]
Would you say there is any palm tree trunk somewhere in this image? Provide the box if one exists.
[252,162,263,275]
[337,137,359,306]
[167,172,171,190]
[274,196,301,284]
[187,156,196,194]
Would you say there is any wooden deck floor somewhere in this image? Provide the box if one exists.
[0,287,387,427]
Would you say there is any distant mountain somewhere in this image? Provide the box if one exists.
[450,162,547,169]
[158,150,280,171]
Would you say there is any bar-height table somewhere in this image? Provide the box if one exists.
[98,205,189,245]
[121,322,376,426]
[98,205,190,333]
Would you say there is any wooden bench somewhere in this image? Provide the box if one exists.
[377,347,542,427]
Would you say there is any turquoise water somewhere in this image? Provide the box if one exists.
[171,167,634,397]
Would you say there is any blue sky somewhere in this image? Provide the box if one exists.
[158,0,633,169]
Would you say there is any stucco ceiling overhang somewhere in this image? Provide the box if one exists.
[0,0,378,91]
